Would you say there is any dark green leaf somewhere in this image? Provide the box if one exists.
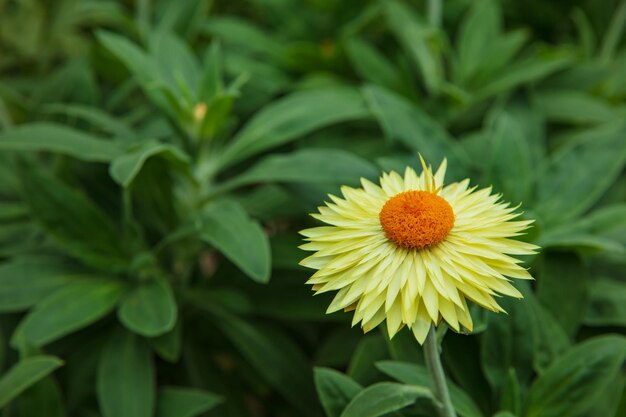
[314,368,362,417]
[156,387,222,417]
[340,382,432,417]
[376,361,484,417]
[12,279,125,348]
[0,356,63,408]
[585,276,626,327]
[535,90,618,124]
[537,253,588,336]
[348,334,389,385]
[22,171,128,271]
[150,321,182,363]
[362,85,467,180]
[535,123,626,224]
[345,38,402,92]
[203,306,320,416]
[0,256,82,312]
[524,335,626,417]
[0,123,122,162]
[118,279,177,337]
[218,87,370,169]
[196,199,270,283]
[97,328,155,417]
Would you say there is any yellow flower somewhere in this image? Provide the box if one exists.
[299,157,539,343]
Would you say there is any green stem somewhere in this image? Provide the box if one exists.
[428,0,442,28]
[424,325,456,417]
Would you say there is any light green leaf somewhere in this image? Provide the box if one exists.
[43,103,136,139]
[215,148,378,194]
[340,382,432,417]
[218,87,370,170]
[196,199,270,283]
[156,387,222,417]
[109,141,190,187]
[0,256,82,312]
[314,368,362,417]
[524,335,626,417]
[535,90,617,124]
[12,280,125,348]
[376,361,484,417]
[363,85,466,180]
[0,123,122,162]
[535,123,626,224]
[0,356,63,408]
[97,328,155,417]
[118,279,177,337]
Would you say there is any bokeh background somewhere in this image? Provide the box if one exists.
[0,0,625,417]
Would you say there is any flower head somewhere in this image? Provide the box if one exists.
[299,157,539,343]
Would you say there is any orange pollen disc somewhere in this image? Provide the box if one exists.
[379,190,455,249]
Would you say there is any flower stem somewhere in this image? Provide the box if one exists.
[424,325,457,417]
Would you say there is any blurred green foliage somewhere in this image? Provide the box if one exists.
[0,0,625,416]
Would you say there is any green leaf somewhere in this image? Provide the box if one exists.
[97,328,155,417]
[347,334,389,385]
[0,123,122,162]
[150,321,182,363]
[535,90,618,124]
[12,280,125,348]
[0,356,63,408]
[156,387,222,417]
[118,279,177,337]
[15,375,65,417]
[21,171,128,271]
[500,368,521,416]
[524,335,626,417]
[537,253,588,336]
[215,148,378,194]
[345,38,403,92]
[384,0,443,94]
[535,123,626,224]
[340,382,432,417]
[376,361,484,417]
[314,368,363,417]
[218,87,370,170]
[203,306,320,416]
[456,0,502,82]
[149,31,200,97]
[43,103,136,139]
[585,277,626,327]
[362,85,466,180]
[0,256,82,312]
[109,141,190,187]
[196,199,270,283]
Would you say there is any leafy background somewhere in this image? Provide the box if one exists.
[0,0,625,416]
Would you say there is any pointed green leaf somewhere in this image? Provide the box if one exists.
[12,280,125,348]
[314,368,362,417]
[0,123,122,162]
[0,356,63,408]
[197,199,270,283]
[524,335,626,417]
[219,87,370,170]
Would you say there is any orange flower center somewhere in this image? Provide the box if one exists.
[379,190,454,249]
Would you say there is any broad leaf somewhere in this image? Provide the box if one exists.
[585,277,626,327]
[156,387,222,417]
[118,279,177,337]
[340,382,432,417]
[97,328,155,417]
[218,87,370,169]
[196,199,270,283]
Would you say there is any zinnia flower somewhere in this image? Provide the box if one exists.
[299,157,538,343]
